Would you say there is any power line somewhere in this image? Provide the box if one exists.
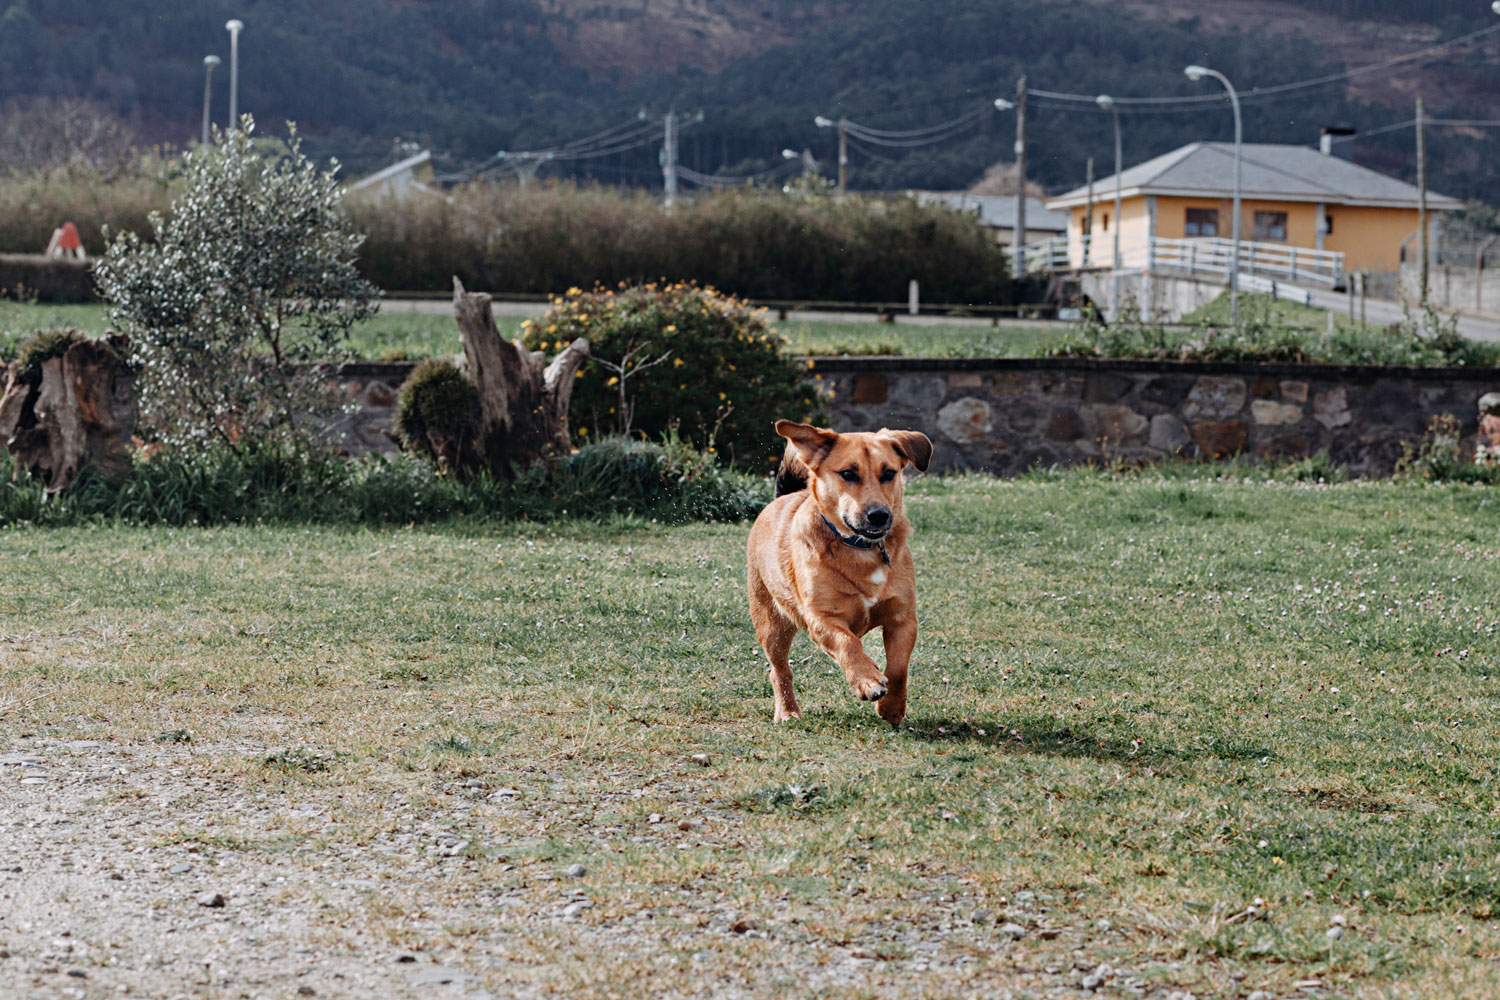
[1030,21,1500,108]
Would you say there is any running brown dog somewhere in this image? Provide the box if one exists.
[746,420,932,726]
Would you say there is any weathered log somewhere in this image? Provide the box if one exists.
[0,334,134,492]
[452,277,588,475]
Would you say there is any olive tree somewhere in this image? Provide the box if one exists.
[95,116,378,452]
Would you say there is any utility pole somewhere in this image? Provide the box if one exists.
[1083,155,1094,266]
[201,55,220,146]
[837,116,848,195]
[661,111,678,207]
[1417,95,1429,304]
[1012,75,1027,279]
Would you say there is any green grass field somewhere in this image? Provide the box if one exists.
[5,473,1500,997]
[0,300,1066,362]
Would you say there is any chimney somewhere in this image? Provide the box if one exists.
[1320,125,1356,161]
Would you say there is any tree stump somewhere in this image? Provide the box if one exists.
[0,334,134,493]
[452,277,589,475]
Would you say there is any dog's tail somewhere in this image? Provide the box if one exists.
[774,441,810,497]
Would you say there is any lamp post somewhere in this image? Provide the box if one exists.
[201,55,220,146]
[225,19,244,131]
[1185,63,1242,327]
[1096,95,1123,319]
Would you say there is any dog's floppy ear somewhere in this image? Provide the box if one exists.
[880,429,933,472]
[775,420,838,468]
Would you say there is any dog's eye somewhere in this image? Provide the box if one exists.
[838,469,860,482]
[879,468,896,483]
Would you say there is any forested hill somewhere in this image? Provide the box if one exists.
[5,0,1500,201]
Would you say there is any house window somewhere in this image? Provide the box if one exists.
[1253,211,1288,241]
[1184,208,1219,237]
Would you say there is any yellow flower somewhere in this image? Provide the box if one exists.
[578,426,589,435]
[665,324,677,333]
[606,376,620,386]
[805,359,815,369]
[574,370,584,378]
[728,364,736,370]
[718,392,727,400]
[548,325,557,333]
[566,286,582,297]
[679,383,686,389]
[673,358,684,367]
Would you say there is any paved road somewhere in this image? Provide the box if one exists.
[1304,286,1500,343]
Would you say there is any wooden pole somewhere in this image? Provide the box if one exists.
[1417,96,1429,305]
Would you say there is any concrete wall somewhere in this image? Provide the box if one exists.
[1400,260,1500,316]
[333,359,1498,479]
[1078,269,1224,322]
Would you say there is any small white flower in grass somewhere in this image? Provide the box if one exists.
[1258,840,1268,849]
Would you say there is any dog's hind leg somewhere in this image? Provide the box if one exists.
[877,619,916,728]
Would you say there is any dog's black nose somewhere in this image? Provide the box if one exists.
[866,507,890,528]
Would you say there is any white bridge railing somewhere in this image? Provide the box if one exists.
[1018,234,1345,289]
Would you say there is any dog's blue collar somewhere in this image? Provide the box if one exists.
[820,513,891,565]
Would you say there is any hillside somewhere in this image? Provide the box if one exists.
[3,0,1500,201]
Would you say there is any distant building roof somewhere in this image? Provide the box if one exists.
[913,191,1069,233]
[346,150,433,199]
[1045,142,1464,211]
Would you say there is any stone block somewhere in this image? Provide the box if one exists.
[1182,376,1247,422]
[1250,400,1302,426]
[852,372,888,404]
[936,397,993,443]
[1141,375,1196,406]
[1251,376,1278,398]
[947,372,983,391]
[1083,372,1133,404]
[1084,404,1148,444]
[1259,434,1311,461]
[1312,386,1352,429]
[365,380,397,407]
[1192,420,1248,458]
[887,374,947,411]
[1279,380,1309,403]
[1149,413,1190,453]
[993,373,1025,397]
[1046,409,1082,441]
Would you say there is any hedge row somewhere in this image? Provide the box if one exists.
[347,183,1013,304]
[0,167,1014,305]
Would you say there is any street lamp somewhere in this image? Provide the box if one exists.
[201,55,220,146]
[1185,63,1242,327]
[225,19,244,131]
[993,98,1014,111]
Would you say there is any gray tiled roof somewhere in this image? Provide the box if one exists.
[1046,142,1463,210]
[913,191,1069,232]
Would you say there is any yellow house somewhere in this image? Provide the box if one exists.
[1044,142,1463,275]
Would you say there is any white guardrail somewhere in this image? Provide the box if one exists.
[1018,234,1345,289]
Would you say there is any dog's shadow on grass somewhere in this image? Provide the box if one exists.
[800,709,1274,765]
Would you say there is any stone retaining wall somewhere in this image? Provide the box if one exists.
[332,358,1499,477]
[810,357,1498,477]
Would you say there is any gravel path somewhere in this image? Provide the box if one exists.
[0,738,1234,1000]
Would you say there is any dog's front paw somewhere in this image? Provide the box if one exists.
[851,674,888,702]
[773,704,803,723]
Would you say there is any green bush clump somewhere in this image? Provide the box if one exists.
[10,327,85,383]
[520,281,819,470]
[395,359,481,471]
[0,434,769,528]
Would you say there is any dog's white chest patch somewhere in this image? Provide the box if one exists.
[868,567,887,586]
[860,595,877,609]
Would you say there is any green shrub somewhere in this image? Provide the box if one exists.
[520,282,818,469]
[10,327,85,383]
[0,434,768,528]
[1396,413,1500,485]
[395,359,481,471]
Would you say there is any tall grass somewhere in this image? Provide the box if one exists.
[0,162,178,256]
[342,182,1013,303]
